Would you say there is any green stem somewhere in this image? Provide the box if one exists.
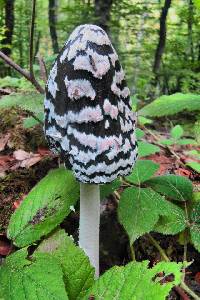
[147,233,169,262]
[130,244,136,261]
[180,282,200,300]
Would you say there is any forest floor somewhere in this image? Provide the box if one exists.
[0,89,200,299]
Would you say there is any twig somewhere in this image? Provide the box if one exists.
[147,233,200,299]
[174,286,190,300]
[144,126,185,166]
[29,0,36,78]
[0,51,44,94]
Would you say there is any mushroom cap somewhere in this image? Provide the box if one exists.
[44,24,137,184]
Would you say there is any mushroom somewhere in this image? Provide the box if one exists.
[44,24,137,277]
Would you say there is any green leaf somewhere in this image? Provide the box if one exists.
[7,168,79,247]
[177,138,197,145]
[139,93,200,117]
[187,162,200,173]
[37,229,95,300]
[170,125,184,140]
[0,248,68,300]
[138,141,160,157]
[118,187,162,244]
[138,116,153,125]
[160,139,174,146]
[23,112,44,128]
[100,179,121,200]
[190,201,200,252]
[126,160,159,185]
[82,260,183,300]
[136,128,145,139]
[153,199,186,235]
[0,92,44,114]
[146,175,193,201]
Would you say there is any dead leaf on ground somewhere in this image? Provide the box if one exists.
[0,133,11,152]
[13,149,42,168]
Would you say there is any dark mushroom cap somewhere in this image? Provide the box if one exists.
[44,24,137,184]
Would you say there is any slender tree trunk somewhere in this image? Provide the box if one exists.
[48,0,59,54]
[153,0,171,74]
[1,0,15,56]
[188,0,194,62]
[94,0,113,34]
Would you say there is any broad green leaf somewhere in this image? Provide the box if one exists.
[37,229,95,300]
[138,141,160,157]
[139,93,200,117]
[190,201,200,252]
[146,175,193,201]
[118,187,162,244]
[136,128,145,139]
[100,179,121,200]
[23,112,44,128]
[177,138,197,145]
[170,125,183,140]
[185,150,200,159]
[153,199,186,235]
[126,160,159,185]
[187,162,200,173]
[0,248,68,300]
[193,0,200,9]
[82,260,183,300]
[7,168,79,247]
[0,92,44,114]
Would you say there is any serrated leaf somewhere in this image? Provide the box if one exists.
[0,92,43,114]
[187,162,200,173]
[100,179,121,200]
[126,160,159,185]
[139,93,200,117]
[138,141,160,157]
[170,125,183,140]
[37,229,94,300]
[146,175,193,201]
[0,248,68,300]
[190,201,200,252]
[118,187,162,244]
[7,168,79,247]
[136,128,145,139]
[82,260,183,300]
[153,199,186,235]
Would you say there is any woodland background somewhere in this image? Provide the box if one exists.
[0,0,200,99]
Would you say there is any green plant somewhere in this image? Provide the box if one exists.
[139,93,200,117]
[1,159,200,299]
[160,124,197,146]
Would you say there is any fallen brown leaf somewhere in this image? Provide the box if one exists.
[0,133,11,152]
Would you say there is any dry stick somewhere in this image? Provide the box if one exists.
[0,51,44,94]
[37,54,48,82]
[147,233,200,300]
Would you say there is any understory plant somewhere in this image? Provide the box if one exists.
[0,157,199,299]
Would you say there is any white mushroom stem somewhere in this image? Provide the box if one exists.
[79,183,100,278]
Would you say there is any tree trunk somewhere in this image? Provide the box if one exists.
[153,0,171,74]
[1,0,15,56]
[48,0,59,54]
[94,0,113,34]
[188,0,194,62]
